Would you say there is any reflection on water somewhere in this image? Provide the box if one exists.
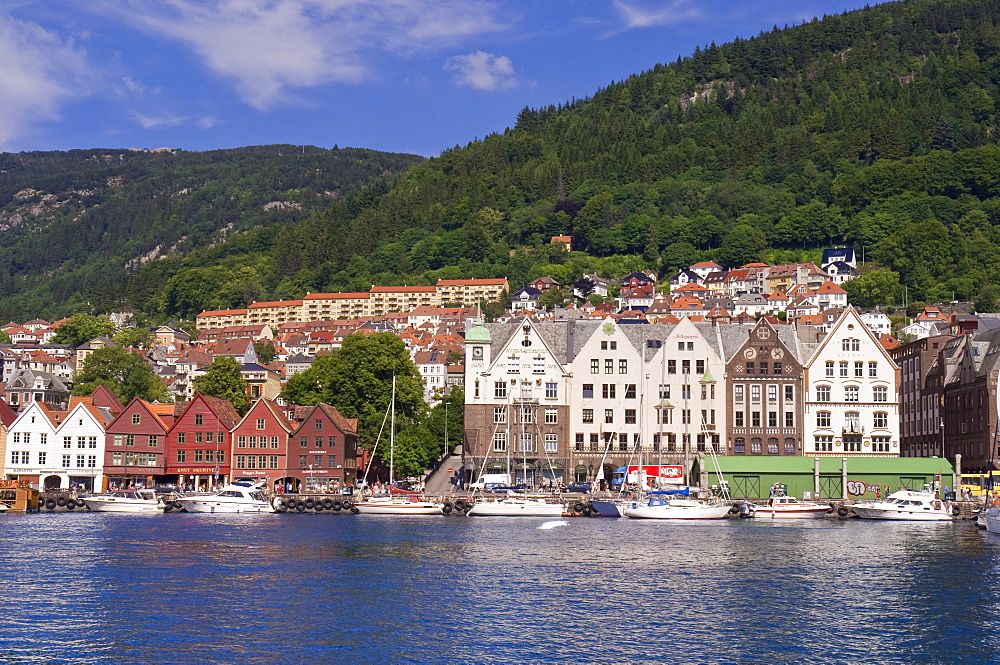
[1,512,999,663]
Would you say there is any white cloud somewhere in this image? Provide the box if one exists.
[93,0,509,109]
[445,51,517,91]
[0,15,93,148]
[613,0,700,30]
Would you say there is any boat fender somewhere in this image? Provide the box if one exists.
[64,499,76,510]
[837,506,849,517]
[573,502,586,514]
[952,506,962,517]
[322,499,335,510]
[273,498,287,513]
[442,503,453,514]
[729,504,740,515]
[284,499,297,510]
[454,499,468,511]
[304,498,315,510]
[350,506,360,514]
[331,500,343,511]
[163,503,173,512]
[313,501,325,512]
[581,507,592,517]
[45,498,56,510]
[173,500,184,510]
[342,500,353,510]
[295,503,306,513]
[56,496,67,507]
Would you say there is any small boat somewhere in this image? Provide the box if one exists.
[850,489,955,521]
[983,506,1000,533]
[588,499,625,517]
[0,503,8,512]
[175,481,275,513]
[82,488,163,513]
[466,496,566,517]
[353,495,443,515]
[747,495,831,519]
[623,493,732,520]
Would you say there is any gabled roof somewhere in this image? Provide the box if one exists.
[234,398,294,432]
[815,281,847,294]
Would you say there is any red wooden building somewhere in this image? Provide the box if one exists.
[165,394,240,491]
[230,398,296,491]
[102,397,174,490]
[287,403,359,492]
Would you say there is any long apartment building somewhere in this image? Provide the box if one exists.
[197,279,508,329]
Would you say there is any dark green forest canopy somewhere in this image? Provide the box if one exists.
[11,0,1000,320]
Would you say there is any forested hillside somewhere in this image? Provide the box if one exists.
[17,0,1000,321]
[0,146,423,320]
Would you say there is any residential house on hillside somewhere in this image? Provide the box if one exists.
[241,363,282,400]
[668,269,702,290]
[689,261,722,280]
[75,336,116,372]
[5,369,70,410]
[511,287,541,312]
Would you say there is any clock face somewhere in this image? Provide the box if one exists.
[744,347,757,360]
[771,347,784,360]
[472,346,483,358]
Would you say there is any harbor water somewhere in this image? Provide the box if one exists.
[1,512,998,664]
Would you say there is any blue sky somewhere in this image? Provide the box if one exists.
[4,1,885,157]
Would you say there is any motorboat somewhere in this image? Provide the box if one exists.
[983,506,1000,533]
[623,491,732,520]
[466,496,566,517]
[588,499,625,517]
[82,488,164,513]
[746,495,832,519]
[353,495,443,515]
[175,481,275,513]
[850,489,955,521]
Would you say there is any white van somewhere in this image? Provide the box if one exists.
[468,473,512,490]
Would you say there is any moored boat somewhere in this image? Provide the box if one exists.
[353,495,443,515]
[850,489,955,521]
[623,492,732,520]
[82,488,163,513]
[747,495,832,519]
[466,496,565,517]
[983,506,1000,533]
[175,481,275,513]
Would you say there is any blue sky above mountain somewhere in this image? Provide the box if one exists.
[3,1,885,156]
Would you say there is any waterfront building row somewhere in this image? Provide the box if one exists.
[462,307,900,485]
[1,392,358,493]
[196,279,509,329]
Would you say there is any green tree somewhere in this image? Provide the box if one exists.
[254,339,277,364]
[51,314,115,347]
[193,356,250,415]
[0,330,9,344]
[281,332,426,447]
[717,224,767,268]
[842,268,902,307]
[113,327,155,350]
[537,288,568,310]
[424,387,464,458]
[73,346,170,403]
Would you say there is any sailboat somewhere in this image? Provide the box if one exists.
[354,376,443,515]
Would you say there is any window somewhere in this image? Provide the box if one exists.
[845,386,859,402]
[194,450,204,463]
[314,419,323,431]
[195,414,203,426]
[839,361,848,377]
[696,360,705,374]
[602,384,616,399]
[746,362,755,375]
[768,385,777,403]
[842,338,861,351]
[817,411,831,428]
[124,434,134,447]
[734,438,746,453]
[874,386,888,402]
[132,413,140,425]
[625,384,636,399]
[495,381,507,399]
[682,385,691,400]
[273,437,280,449]
[591,359,599,374]
[299,455,308,468]
[869,362,878,378]
[677,342,684,351]
[735,385,744,403]
[760,362,768,375]
[767,438,778,455]
[874,412,888,428]
[659,384,670,399]
[326,436,335,449]
[177,432,186,444]
[63,436,72,449]
[62,454,70,468]
[148,435,158,448]
[668,360,676,374]
[521,406,533,424]
[582,409,593,424]
[575,433,584,451]
[605,359,614,374]
[816,386,831,402]
[605,409,614,424]
[659,407,672,425]
[872,436,891,452]
[195,432,203,444]
[784,438,796,454]
[38,452,46,465]
[682,360,690,374]
[583,384,594,399]
[519,433,534,452]
[855,361,864,377]
[544,433,558,452]
[625,409,636,424]
[77,436,86,449]
[545,382,557,399]
[619,359,628,374]
[773,363,782,375]
[825,361,834,377]
[544,409,558,424]
[768,412,778,427]
[23,433,29,445]
[785,412,794,428]
[751,438,762,454]
[257,419,266,430]
[815,435,834,452]
[735,411,744,427]
[751,385,761,403]
[493,432,507,452]
[300,437,308,448]
[494,407,507,423]
[681,409,691,425]
[784,386,794,402]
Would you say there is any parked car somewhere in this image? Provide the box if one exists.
[561,482,593,494]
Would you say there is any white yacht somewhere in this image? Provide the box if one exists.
[175,481,275,514]
[353,493,443,515]
[982,506,1000,533]
[82,489,164,513]
[850,489,955,521]
[466,496,566,517]
[623,493,732,520]
[747,496,831,519]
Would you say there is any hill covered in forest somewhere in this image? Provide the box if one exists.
[15,0,1000,321]
[0,146,424,320]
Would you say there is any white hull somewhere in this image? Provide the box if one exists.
[179,500,274,513]
[751,506,830,518]
[83,499,162,513]
[851,506,952,521]
[850,489,954,521]
[467,499,565,517]
[624,502,732,520]
[983,507,1000,533]
[354,499,443,515]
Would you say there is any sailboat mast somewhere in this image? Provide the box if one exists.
[390,374,396,489]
